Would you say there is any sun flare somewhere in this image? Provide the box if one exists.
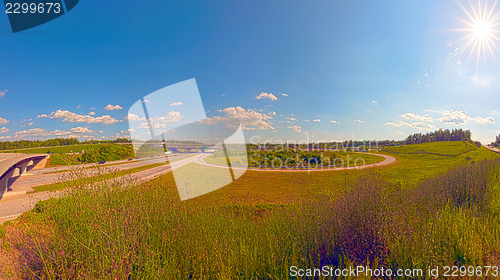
[473,21,493,39]
[454,0,500,68]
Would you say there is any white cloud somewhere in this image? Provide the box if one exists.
[170,102,183,106]
[14,127,94,139]
[52,130,71,136]
[288,125,302,133]
[269,111,276,116]
[38,110,119,124]
[439,110,494,126]
[15,128,52,137]
[473,116,495,124]
[104,104,123,111]
[88,112,96,116]
[256,92,278,101]
[371,100,378,104]
[28,122,34,126]
[77,105,82,109]
[137,111,184,130]
[201,107,274,131]
[0,117,8,125]
[384,121,437,132]
[288,117,297,121]
[126,113,145,122]
[281,93,288,97]
[425,109,441,114]
[70,127,94,134]
[355,120,365,124]
[410,122,438,131]
[313,119,321,122]
[222,106,274,130]
[0,127,9,134]
[0,136,11,140]
[0,89,7,98]
[153,111,183,123]
[385,121,409,128]
[329,120,340,124]
[439,110,470,126]
[401,113,433,123]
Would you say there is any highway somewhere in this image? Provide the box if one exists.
[5,154,191,194]
[485,145,500,153]
[0,152,397,223]
[0,153,199,223]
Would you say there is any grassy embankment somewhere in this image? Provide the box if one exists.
[0,144,136,167]
[0,141,498,278]
[0,144,95,154]
[205,150,385,168]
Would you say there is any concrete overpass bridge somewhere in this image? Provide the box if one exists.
[0,154,48,199]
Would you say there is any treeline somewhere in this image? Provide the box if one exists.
[245,129,474,150]
[0,137,131,151]
[246,141,372,150]
[404,129,472,145]
[131,139,203,145]
[84,138,131,144]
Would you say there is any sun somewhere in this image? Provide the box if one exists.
[454,0,500,69]
[473,20,493,39]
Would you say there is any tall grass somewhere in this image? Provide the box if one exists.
[11,159,500,279]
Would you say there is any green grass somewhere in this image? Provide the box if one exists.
[2,141,500,278]
[0,143,136,166]
[382,141,478,156]
[379,141,499,187]
[33,154,197,192]
[205,151,385,168]
[32,162,168,192]
[0,144,99,154]
[11,158,500,279]
[43,154,194,175]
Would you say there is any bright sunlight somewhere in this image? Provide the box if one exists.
[455,0,500,68]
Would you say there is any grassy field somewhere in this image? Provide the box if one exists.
[0,144,97,154]
[0,143,136,167]
[31,162,168,193]
[0,141,499,278]
[204,151,385,169]
[34,154,197,192]
[382,141,478,156]
[379,141,498,186]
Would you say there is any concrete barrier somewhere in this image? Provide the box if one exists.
[0,154,48,199]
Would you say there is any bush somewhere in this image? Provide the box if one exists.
[79,144,134,163]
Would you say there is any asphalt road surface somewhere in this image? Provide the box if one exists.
[0,153,198,223]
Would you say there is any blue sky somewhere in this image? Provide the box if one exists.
[0,0,499,143]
